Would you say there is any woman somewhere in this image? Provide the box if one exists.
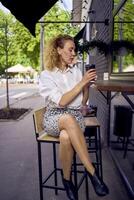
[39,34,109,200]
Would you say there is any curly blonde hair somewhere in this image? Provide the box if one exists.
[44,34,74,71]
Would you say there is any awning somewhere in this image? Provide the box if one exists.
[1,0,58,36]
[74,25,86,41]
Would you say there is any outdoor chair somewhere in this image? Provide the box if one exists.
[83,105,103,179]
[33,107,103,200]
[113,105,134,158]
[33,107,79,200]
[84,116,103,179]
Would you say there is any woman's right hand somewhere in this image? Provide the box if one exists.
[81,69,96,86]
[58,70,96,107]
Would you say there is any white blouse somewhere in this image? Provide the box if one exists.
[39,65,83,109]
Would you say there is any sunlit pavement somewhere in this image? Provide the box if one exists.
[0,82,39,88]
[0,83,39,109]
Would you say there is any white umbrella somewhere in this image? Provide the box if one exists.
[6,64,27,73]
[123,65,134,72]
[26,66,35,74]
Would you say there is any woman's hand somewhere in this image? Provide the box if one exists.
[58,69,96,107]
[81,69,96,86]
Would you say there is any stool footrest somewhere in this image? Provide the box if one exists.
[42,185,65,191]
[42,168,61,184]
[77,171,87,190]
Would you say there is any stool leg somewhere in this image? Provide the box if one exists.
[53,143,58,195]
[73,153,78,200]
[97,127,103,180]
[94,131,100,175]
[85,172,89,200]
[123,137,129,158]
[37,142,43,200]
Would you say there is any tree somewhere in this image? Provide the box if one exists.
[0,10,16,75]
[113,0,134,71]
[0,3,79,73]
[43,3,78,41]
[0,10,15,109]
[11,20,40,69]
[0,3,79,111]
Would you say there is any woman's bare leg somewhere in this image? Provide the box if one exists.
[59,130,74,180]
[58,114,95,176]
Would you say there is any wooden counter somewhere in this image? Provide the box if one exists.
[95,80,134,92]
[93,79,134,197]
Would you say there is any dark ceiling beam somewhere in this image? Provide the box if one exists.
[38,19,109,25]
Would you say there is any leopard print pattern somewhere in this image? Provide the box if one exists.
[43,107,85,137]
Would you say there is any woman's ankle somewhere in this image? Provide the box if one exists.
[61,169,71,181]
[87,166,95,176]
[63,176,71,181]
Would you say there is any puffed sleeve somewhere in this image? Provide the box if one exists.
[39,71,63,106]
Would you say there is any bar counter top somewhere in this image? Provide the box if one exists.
[95,80,134,92]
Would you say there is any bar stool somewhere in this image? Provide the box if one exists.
[84,117,103,179]
[33,107,78,200]
[74,105,103,180]
[73,116,103,200]
[33,107,103,200]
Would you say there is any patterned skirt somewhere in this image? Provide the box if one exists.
[43,107,85,137]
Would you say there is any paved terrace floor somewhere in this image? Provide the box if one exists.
[0,94,132,200]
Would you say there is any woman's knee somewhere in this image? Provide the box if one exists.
[59,114,76,129]
[59,130,71,145]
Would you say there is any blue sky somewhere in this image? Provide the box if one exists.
[0,2,10,12]
[62,0,72,11]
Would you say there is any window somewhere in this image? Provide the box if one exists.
[111,0,134,80]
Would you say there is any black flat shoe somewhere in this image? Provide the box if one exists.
[88,170,109,196]
[62,178,77,200]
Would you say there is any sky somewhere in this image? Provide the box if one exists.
[62,0,72,11]
[0,2,10,12]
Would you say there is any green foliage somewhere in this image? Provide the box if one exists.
[113,0,134,72]
[0,9,39,74]
[43,4,78,42]
[0,10,15,73]
[0,3,79,74]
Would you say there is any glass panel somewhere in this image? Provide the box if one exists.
[113,0,134,73]
[110,96,134,194]
[114,0,121,8]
